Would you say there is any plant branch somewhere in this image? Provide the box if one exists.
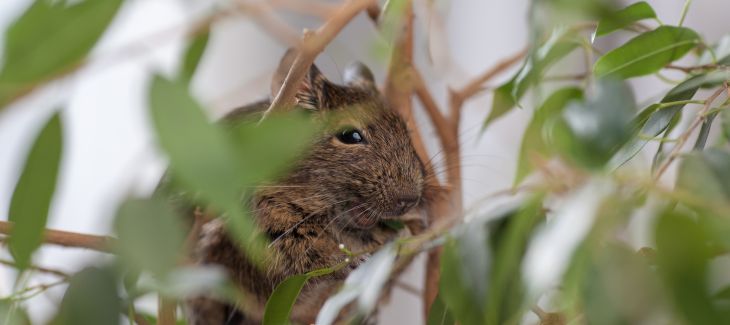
[261,0,377,119]
[0,258,70,278]
[0,221,115,253]
[654,85,728,180]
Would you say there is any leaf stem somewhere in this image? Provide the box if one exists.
[678,0,692,27]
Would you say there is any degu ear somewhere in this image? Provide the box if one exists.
[343,62,375,90]
[271,48,328,111]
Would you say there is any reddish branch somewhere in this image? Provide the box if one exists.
[262,0,378,119]
[0,220,115,253]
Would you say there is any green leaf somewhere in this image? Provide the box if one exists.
[226,113,318,185]
[610,65,730,168]
[263,274,310,325]
[52,267,120,325]
[580,244,665,325]
[181,32,210,83]
[8,113,63,271]
[427,292,455,325]
[676,149,730,203]
[594,26,700,79]
[113,198,186,277]
[0,0,123,109]
[560,78,635,168]
[149,75,264,261]
[439,235,488,325]
[512,29,581,105]
[655,210,722,324]
[595,2,657,38]
[316,245,397,325]
[0,300,31,325]
[483,80,516,130]
[515,88,583,185]
[485,196,545,324]
[723,106,730,142]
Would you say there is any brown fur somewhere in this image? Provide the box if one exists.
[184,51,429,324]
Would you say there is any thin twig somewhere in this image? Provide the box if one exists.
[262,0,377,119]
[158,297,177,325]
[654,85,728,180]
[453,48,528,103]
[0,258,70,278]
[0,221,115,253]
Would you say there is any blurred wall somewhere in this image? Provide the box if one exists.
[1,0,729,323]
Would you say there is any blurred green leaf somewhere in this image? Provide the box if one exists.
[440,231,488,325]
[611,61,730,168]
[483,79,516,130]
[8,113,63,271]
[0,300,30,325]
[485,196,545,324]
[139,266,239,302]
[263,274,309,325]
[580,244,665,325]
[723,106,730,142]
[316,246,397,325]
[594,2,657,38]
[427,292,455,325]
[594,26,700,79]
[181,31,210,83]
[113,198,186,277]
[226,112,318,186]
[149,75,264,261]
[52,267,120,325]
[513,29,581,105]
[655,210,722,324]
[484,29,580,131]
[559,79,635,168]
[0,0,123,109]
[515,88,583,185]
[676,149,730,203]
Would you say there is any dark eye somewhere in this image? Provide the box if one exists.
[336,128,366,144]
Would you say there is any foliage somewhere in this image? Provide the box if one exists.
[1,0,730,324]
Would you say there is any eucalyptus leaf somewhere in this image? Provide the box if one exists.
[113,198,186,277]
[484,28,580,131]
[0,0,123,108]
[515,88,583,185]
[512,28,581,105]
[560,79,635,168]
[148,75,264,261]
[610,63,730,168]
[263,275,309,325]
[722,107,730,142]
[440,237,486,325]
[8,113,63,271]
[315,245,397,325]
[676,149,730,203]
[0,300,30,325]
[655,210,722,324]
[181,31,210,83]
[485,197,545,324]
[427,292,455,325]
[52,267,120,325]
[594,1,657,38]
[483,79,516,130]
[594,26,700,79]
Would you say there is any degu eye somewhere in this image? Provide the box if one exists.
[336,127,366,144]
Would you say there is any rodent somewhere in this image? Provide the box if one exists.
[183,50,430,325]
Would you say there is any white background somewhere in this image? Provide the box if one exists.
[1,0,729,323]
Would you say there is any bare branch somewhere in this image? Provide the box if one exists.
[0,221,115,253]
[262,0,377,119]
[0,258,70,278]
[158,297,177,325]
